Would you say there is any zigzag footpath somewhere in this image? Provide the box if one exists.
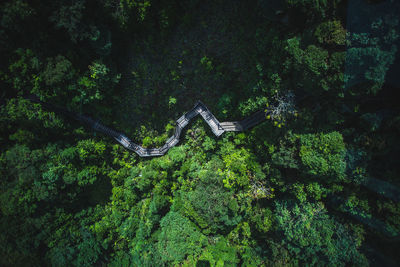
[27,96,270,157]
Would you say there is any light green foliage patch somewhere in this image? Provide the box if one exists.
[157,211,207,264]
[275,201,368,266]
[299,131,346,182]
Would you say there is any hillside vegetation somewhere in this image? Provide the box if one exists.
[1,0,400,266]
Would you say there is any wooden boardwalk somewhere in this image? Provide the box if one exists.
[28,97,270,157]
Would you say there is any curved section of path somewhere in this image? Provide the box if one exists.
[28,97,269,157]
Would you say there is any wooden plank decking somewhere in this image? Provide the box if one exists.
[111,101,268,157]
[28,97,269,157]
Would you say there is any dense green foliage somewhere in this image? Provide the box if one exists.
[1,0,400,266]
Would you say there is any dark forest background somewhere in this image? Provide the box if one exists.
[1,0,400,266]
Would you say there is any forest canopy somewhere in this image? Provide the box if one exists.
[1,0,400,266]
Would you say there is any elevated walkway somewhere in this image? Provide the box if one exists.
[28,97,269,157]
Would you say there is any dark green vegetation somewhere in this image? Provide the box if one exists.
[1,0,400,266]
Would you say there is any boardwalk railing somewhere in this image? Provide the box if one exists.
[28,97,270,157]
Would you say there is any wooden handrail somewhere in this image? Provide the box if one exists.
[28,97,269,157]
